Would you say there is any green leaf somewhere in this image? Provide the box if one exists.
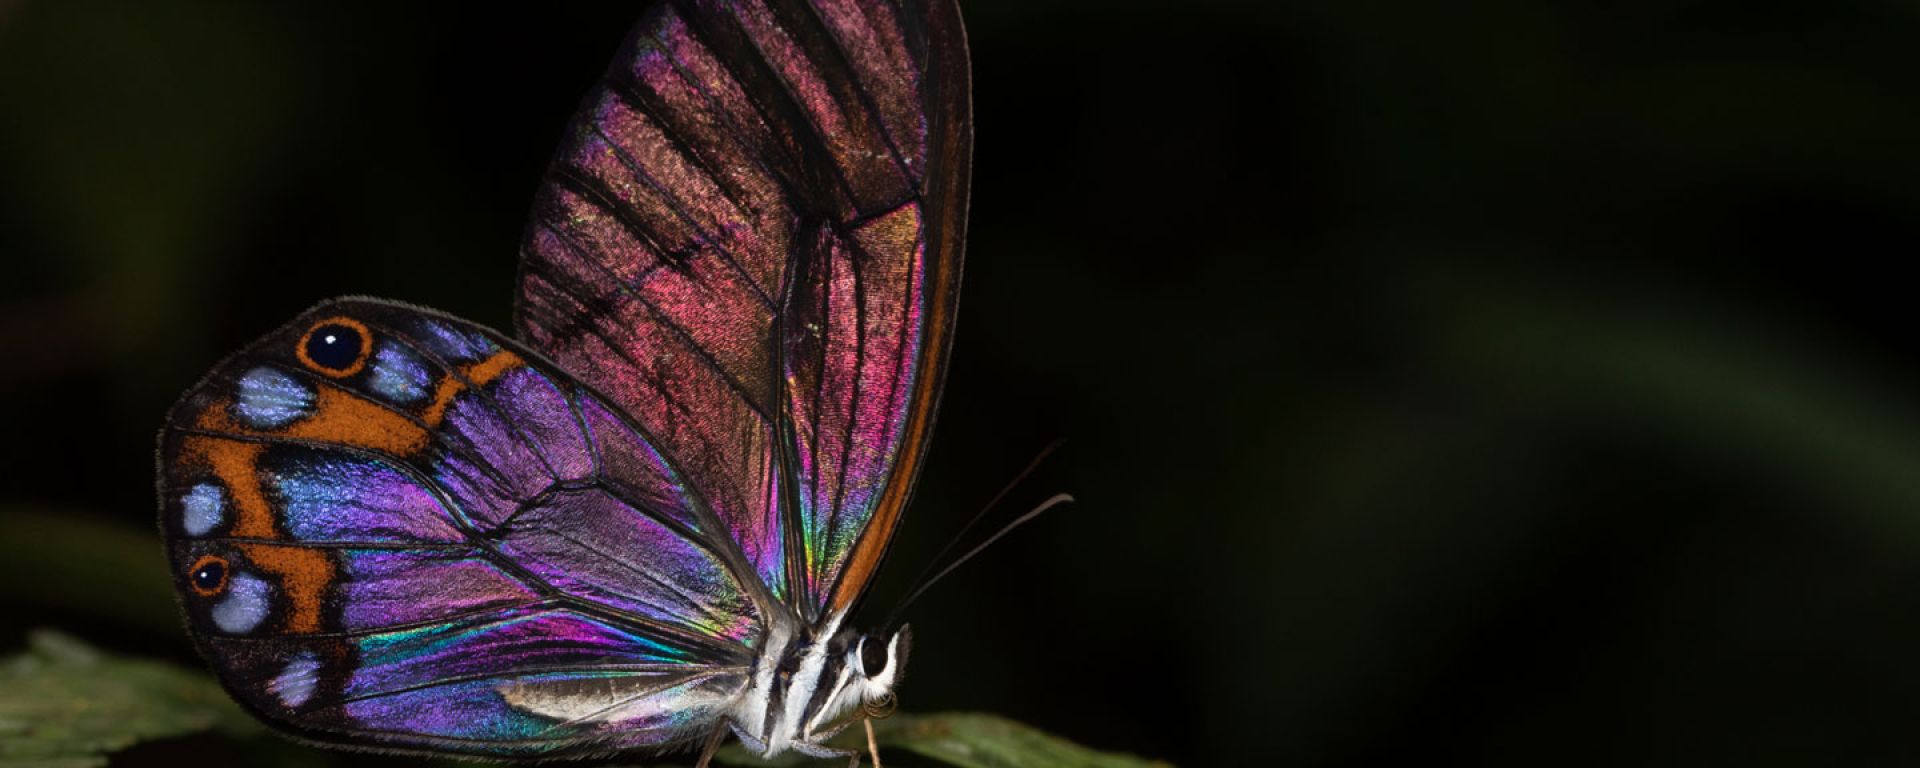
[710,712,1169,768]
[0,629,258,767]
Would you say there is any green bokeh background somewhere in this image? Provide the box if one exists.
[5,1,1920,765]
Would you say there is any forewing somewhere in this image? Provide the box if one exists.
[516,0,972,622]
[157,299,760,756]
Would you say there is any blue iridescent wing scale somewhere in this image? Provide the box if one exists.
[158,298,761,756]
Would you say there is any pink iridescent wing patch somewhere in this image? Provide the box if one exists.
[516,0,971,621]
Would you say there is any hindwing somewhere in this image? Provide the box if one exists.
[159,299,760,755]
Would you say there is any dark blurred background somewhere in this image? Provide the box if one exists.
[6,1,1920,765]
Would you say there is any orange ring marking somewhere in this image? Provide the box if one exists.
[188,554,231,597]
[296,316,374,378]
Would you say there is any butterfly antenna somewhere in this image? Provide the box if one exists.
[881,492,1075,629]
[895,438,1065,603]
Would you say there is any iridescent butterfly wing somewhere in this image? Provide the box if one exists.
[517,0,971,627]
[159,300,763,755]
[158,0,969,759]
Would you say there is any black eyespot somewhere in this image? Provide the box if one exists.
[298,318,370,376]
[189,556,229,596]
[304,323,362,370]
[860,636,889,677]
[193,561,224,589]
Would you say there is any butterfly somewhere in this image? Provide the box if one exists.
[156,0,971,764]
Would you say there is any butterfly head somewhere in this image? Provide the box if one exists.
[846,624,910,720]
[783,623,912,748]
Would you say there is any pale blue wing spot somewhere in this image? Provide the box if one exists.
[418,319,499,362]
[271,652,322,708]
[368,342,431,403]
[213,573,272,633]
[235,367,314,428]
[181,482,224,536]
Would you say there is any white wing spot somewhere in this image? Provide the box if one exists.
[235,367,315,429]
[181,482,224,536]
[212,573,271,633]
[271,652,321,708]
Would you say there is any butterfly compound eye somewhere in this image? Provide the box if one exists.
[860,635,889,677]
[297,317,372,377]
[189,555,230,596]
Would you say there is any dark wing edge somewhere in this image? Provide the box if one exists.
[821,0,972,617]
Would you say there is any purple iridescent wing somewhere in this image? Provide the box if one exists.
[516,0,972,622]
[157,299,762,756]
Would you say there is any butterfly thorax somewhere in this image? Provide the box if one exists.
[729,616,909,758]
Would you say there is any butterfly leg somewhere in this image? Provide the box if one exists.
[792,738,861,767]
[693,722,728,768]
[729,722,769,755]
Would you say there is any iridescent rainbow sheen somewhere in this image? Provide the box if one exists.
[517,0,967,621]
